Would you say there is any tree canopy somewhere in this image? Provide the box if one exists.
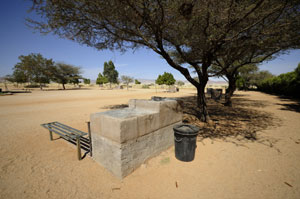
[12,53,54,89]
[96,73,108,86]
[258,63,300,98]
[176,80,185,86]
[121,75,134,90]
[103,61,119,87]
[156,72,176,86]
[84,78,91,84]
[50,63,82,89]
[28,0,300,121]
[135,79,141,84]
[6,53,84,90]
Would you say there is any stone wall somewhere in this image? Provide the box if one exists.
[90,98,183,178]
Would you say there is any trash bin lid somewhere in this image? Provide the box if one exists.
[173,124,200,135]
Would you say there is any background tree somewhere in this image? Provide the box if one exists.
[50,63,81,90]
[83,78,91,84]
[13,53,54,90]
[69,76,81,86]
[156,72,176,86]
[121,75,133,90]
[28,0,300,121]
[258,63,300,98]
[135,79,141,84]
[96,73,108,86]
[251,71,274,88]
[236,64,259,90]
[176,80,185,87]
[208,48,277,107]
[103,61,118,89]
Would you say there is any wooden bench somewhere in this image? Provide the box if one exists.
[41,121,92,160]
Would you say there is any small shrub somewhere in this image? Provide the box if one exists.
[142,84,150,89]
[25,84,42,88]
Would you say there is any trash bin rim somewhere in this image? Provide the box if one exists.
[173,123,200,136]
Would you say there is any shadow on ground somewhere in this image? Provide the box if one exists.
[104,94,281,152]
[276,102,300,113]
[177,95,281,152]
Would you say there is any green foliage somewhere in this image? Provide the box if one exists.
[50,63,81,89]
[121,75,133,90]
[121,76,133,84]
[84,78,91,84]
[176,80,185,86]
[236,64,258,90]
[257,63,300,98]
[156,72,176,85]
[29,0,300,120]
[103,61,119,85]
[7,53,88,90]
[135,79,141,84]
[142,84,150,89]
[4,75,16,83]
[251,71,274,87]
[11,53,54,88]
[96,73,108,85]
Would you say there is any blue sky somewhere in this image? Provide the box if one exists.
[0,0,299,81]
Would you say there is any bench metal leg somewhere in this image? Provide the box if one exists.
[76,137,81,160]
[49,130,53,141]
[87,121,92,157]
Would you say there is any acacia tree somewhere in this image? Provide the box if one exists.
[28,0,300,121]
[121,75,133,90]
[5,69,27,87]
[176,81,185,87]
[50,63,81,90]
[103,61,119,88]
[13,53,54,90]
[207,42,284,106]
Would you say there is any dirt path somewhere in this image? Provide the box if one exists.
[0,89,299,199]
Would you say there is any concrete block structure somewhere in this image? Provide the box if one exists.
[90,98,183,178]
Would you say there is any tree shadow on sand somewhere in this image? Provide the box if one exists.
[275,102,300,113]
[178,95,281,152]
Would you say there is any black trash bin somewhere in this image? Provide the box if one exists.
[173,124,200,162]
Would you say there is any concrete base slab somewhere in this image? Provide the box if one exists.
[92,122,180,178]
[90,98,183,178]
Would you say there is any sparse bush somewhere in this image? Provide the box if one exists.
[25,84,42,88]
[176,80,185,86]
[142,84,150,89]
[84,78,91,84]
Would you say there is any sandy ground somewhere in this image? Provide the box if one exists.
[0,88,299,199]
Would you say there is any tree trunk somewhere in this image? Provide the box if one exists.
[224,77,236,107]
[196,80,210,122]
[4,81,8,91]
[62,83,65,90]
